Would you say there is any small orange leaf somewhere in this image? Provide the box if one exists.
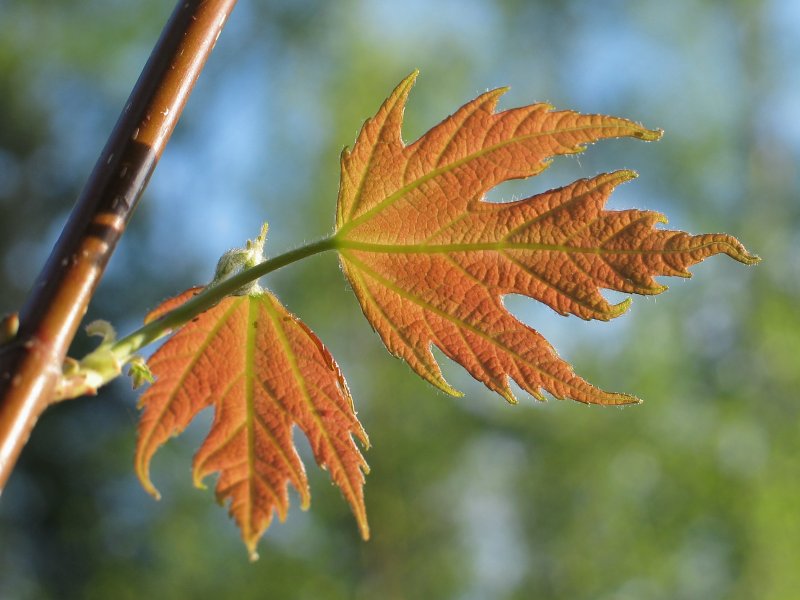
[334,72,758,405]
[136,290,369,559]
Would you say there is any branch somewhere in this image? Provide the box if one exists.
[0,0,239,493]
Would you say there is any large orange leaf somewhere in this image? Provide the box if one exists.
[334,72,758,404]
[136,290,369,559]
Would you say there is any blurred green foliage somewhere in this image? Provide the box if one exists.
[1,1,798,598]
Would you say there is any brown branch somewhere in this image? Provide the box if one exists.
[0,0,239,493]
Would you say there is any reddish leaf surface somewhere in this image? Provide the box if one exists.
[334,72,758,404]
[144,287,203,324]
[136,290,369,558]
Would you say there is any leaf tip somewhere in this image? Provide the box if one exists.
[729,243,761,266]
[742,252,762,266]
[358,518,370,541]
[138,472,162,501]
[428,371,463,398]
[608,392,642,406]
[247,545,260,563]
[192,471,208,491]
[501,388,520,405]
[299,494,311,512]
[401,69,420,91]
[531,389,546,403]
[608,297,633,318]
[135,447,164,500]
[611,169,639,184]
[357,426,371,451]
[632,126,663,142]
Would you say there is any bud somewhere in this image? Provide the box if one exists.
[210,223,268,295]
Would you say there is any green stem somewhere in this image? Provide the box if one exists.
[113,236,339,360]
[55,236,339,400]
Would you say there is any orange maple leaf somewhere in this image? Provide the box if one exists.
[135,288,369,559]
[333,71,758,404]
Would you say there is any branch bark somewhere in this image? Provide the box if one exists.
[0,0,238,493]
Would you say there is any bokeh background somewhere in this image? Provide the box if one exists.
[1,1,798,598]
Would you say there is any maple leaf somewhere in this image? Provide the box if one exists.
[135,288,369,559]
[334,71,758,405]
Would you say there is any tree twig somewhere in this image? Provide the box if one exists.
[0,0,239,493]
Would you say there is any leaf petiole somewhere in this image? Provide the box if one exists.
[54,236,340,401]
